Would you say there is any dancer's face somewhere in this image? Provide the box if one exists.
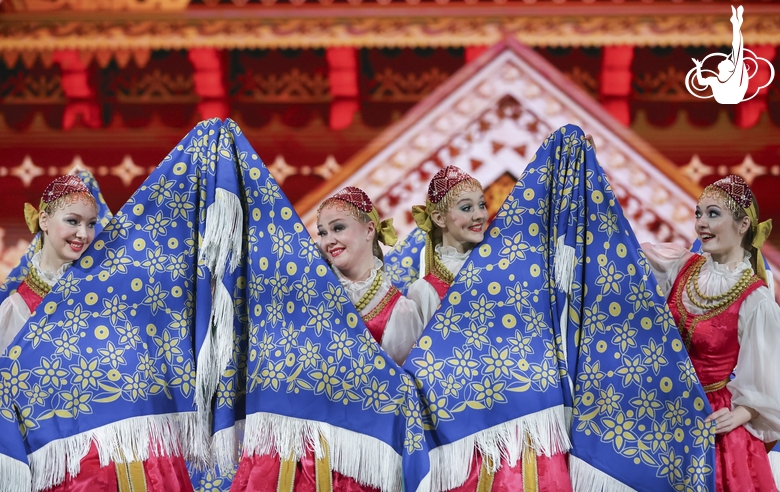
[317,203,375,276]
[433,190,488,254]
[40,196,98,266]
[695,196,749,259]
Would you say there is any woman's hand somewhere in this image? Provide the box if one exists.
[706,405,758,434]
[584,134,596,152]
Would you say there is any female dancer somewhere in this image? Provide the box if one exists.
[0,175,98,354]
[642,175,780,491]
[405,165,572,491]
[407,165,489,325]
[232,186,424,492]
[317,186,423,366]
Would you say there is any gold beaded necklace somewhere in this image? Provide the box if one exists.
[675,255,759,350]
[685,256,753,311]
[354,271,384,312]
[22,265,52,299]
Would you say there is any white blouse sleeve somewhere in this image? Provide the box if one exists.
[0,293,32,355]
[640,242,693,298]
[406,278,441,328]
[381,296,425,366]
[730,287,780,442]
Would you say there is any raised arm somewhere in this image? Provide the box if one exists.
[730,6,745,76]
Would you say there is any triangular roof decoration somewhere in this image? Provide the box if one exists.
[298,37,779,292]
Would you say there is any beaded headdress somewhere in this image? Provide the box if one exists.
[700,175,752,217]
[24,175,95,235]
[700,174,772,283]
[318,186,397,247]
[427,166,474,204]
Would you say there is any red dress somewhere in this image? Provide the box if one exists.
[668,255,775,492]
[19,272,193,492]
[231,293,405,492]
[45,443,193,492]
[417,275,573,492]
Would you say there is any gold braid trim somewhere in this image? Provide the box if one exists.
[522,432,539,492]
[702,379,730,393]
[115,461,148,492]
[315,433,333,492]
[431,254,456,286]
[475,456,495,492]
[22,266,51,299]
[278,453,297,492]
[362,285,400,323]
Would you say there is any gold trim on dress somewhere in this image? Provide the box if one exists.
[115,461,148,492]
[475,455,495,492]
[278,453,297,492]
[702,379,730,393]
[362,285,400,322]
[522,432,539,492]
[315,433,333,492]
[22,266,51,299]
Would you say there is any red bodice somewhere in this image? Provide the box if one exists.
[363,287,402,344]
[667,255,764,386]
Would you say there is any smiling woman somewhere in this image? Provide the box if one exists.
[231,186,425,492]
[407,165,489,325]
[642,174,780,491]
[0,175,98,354]
[316,186,423,366]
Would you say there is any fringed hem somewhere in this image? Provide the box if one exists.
[769,450,780,491]
[195,280,235,442]
[428,405,571,492]
[0,455,31,492]
[569,454,634,492]
[554,235,576,295]
[27,412,203,492]
[243,412,402,492]
[212,419,245,472]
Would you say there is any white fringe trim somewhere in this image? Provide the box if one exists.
[195,280,235,443]
[0,455,31,492]
[197,187,243,441]
[769,450,780,491]
[569,454,635,492]
[27,412,203,492]
[243,412,402,492]
[212,419,245,472]
[200,187,243,283]
[427,405,571,492]
[554,235,577,295]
